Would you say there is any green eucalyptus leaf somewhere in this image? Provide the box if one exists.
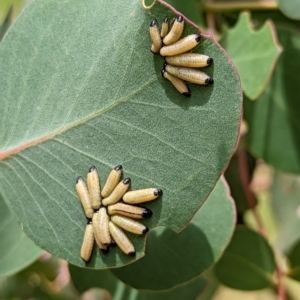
[0,194,41,278]
[69,265,206,300]
[244,27,300,174]
[0,0,241,268]
[276,0,300,20]
[215,226,276,290]
[287,239,300,281]
[112,178,236,290]
[220,11,282,100]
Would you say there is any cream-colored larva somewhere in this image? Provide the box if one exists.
[160,17,169,38]
[111,215,148,235]
[149,19,162,54]
[80,222,94,262]
[163,15,184,45]
[108,221,135,256]
[123,188,163,204]
[87,166,101,210]
[107,203,152,219]
[102,178,131,206]
[164,64,214,85]
[101,165,123,198]
[95,207,111,245]
[76,176,93,219]
[161,70,190,97]
[165,53,213,68]
[92,212,108,252]
[160,34,201,57]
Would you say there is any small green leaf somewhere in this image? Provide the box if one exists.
[0,0,241,268]
[215,226,276,290]
[276,0,300,20]
[270,172,300,253]
[287,239,300,281]
[111,178,236,290]
[244,27,300,174]
[220,12,282,100]
[69,265,206,300]
[0,193,41,278]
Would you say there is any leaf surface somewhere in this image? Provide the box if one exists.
[215,226,276,290]
[0,194,41,278]
[0,0,241,268]
[111,178,236,290]
[244,27,300,173]
[221,12,282,100]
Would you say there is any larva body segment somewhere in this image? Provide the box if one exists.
[107,203,152,219]
[163,15,184,45]
[108,221,135,256]
[92,212,108,252]
[102,178,131,206]
[123,188,163,204]
[160,34,201,57]
[165,64,214,85]
[80,222,94,262]
[87,166,101,210]
[165,53,213,68]
[76,177,93,219]
[111,215,148,235]
[96,207,111,245]
[160,18,169,38]
[162,70,190,97]
[101,165,123,198]
[149,19,162,54]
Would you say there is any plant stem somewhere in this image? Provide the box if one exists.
[203,0,278,12]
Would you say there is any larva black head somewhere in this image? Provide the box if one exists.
[101,247,109,254]
[143,227,149,234]
[177,15,184,22]
[207,57,213,65]
[142,208,153,218]
[114,165,123,171]
[128,251,136,256]
[87,219,92,225]
[150,19,158,27]
[76,176,83,183]
[163,62,168,70]
[195,34,201,42]
[161,69,166,78]
[154,188,163,197]
[89,165,96,172]
[123,178,131,185]
[205,77,214,85]
[163,17,168,23]
[183,91,191,97]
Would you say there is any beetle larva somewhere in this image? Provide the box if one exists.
[92,212,109,252]
[107,202,152,219]
[76,176,93,219]
[102,178,131,206]
[160,34,201,57]
[108,221,135,256]
[149,19,162,54]
[111,215,149,235]
[163,15,184,45]
[80,222,94,262]
[87,166,101,210]
[160,17,169,38]
[161,69,190,97]
[123,188,163,204]
[101,165,123,198]
[165,53,213,68]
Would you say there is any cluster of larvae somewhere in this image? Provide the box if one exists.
[76,165,162,261]
[149,15,214,97]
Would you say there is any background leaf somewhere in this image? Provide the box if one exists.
[69,265,206,300]
[111,178,236,290]
[0,0,242,268]
[288,239,300,282]
[220,11,282,100]
[0,194,41,278]
[270,172,300,253]
[244,26,300,174]
[215,226,276,290]
[276,0,300,20]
